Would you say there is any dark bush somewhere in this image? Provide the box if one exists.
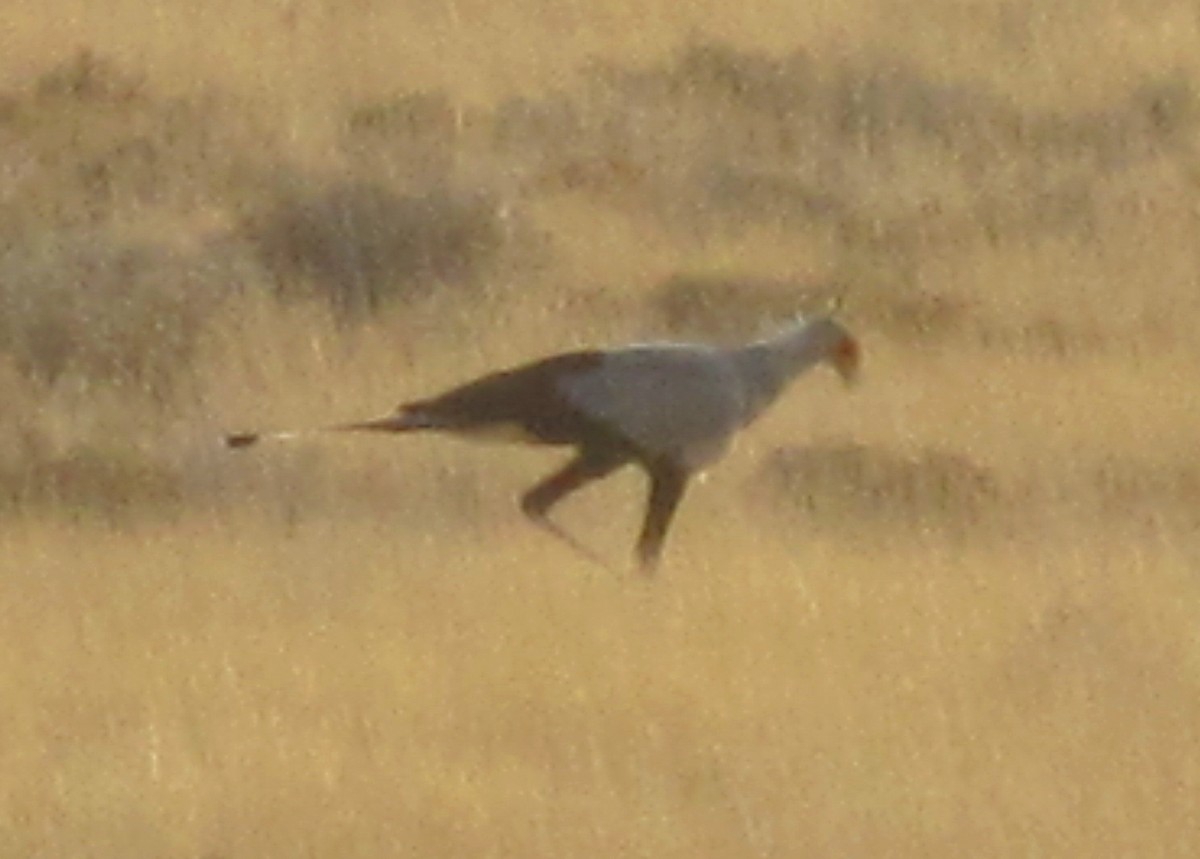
[754,441,1002,533]
[0,51,279,243]
[0,443,183,517]
[245,182,507,316]
[0,229,232,397]
[341,91,463,186]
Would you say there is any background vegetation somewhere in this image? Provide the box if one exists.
[3,0,1200,854]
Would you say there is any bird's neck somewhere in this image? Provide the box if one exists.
[728,320,833,423]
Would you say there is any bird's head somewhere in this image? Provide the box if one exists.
[797,311,861,388]
[811,295,860,387]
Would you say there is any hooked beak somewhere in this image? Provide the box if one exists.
[831,334,861,387]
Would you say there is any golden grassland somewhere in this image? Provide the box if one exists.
[4,513,1199,856]
[3,0,1200,855]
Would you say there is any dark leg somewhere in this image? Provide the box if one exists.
[635,462,690,575]
[521,451,626,568]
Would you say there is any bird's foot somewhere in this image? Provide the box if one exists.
[528,515,615,573]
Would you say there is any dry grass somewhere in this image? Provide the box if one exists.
[4,513,1199,856]
[3,0,1200,855]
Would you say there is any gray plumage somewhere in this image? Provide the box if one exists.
[564,317,857,471]
[225,314,860,574]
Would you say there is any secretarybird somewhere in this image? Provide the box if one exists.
[225,312,860,573]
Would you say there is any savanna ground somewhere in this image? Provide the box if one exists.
[3,1,1200,855]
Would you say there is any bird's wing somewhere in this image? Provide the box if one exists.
[559,345,747,468]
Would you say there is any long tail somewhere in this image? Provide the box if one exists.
[224,410,425,450]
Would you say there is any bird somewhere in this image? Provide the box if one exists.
[225,312,861,574]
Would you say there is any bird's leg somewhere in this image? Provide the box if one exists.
[521,453,625,570]
[635,463,690,575]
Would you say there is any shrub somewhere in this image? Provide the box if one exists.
[244,181,507,317]
[0,229,230,399]
[755,441,1002,534]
